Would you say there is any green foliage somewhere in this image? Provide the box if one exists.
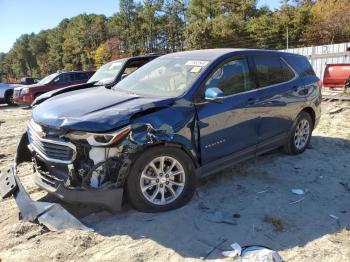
[1,0,350,81]
[63,14,107,71]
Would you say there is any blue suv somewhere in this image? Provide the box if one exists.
[16,49,321,212]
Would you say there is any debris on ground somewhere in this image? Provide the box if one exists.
[222,243,283,262]
[206,211,238,225]
[233,213,241,219]
[329,214,339,220]
[328,107,344,114]
[291,189,305,195]
[200,238,227,260]
[339,182,350,193]
[329,214,341,228]
[0,167,91,232]
[222,242,241,258]
[290,197,305,204]
[240,245,282,262]
[263,214,287,232]
[257,187,270,194]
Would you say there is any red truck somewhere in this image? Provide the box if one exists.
[323,64,350,89]
[14,71,94,106]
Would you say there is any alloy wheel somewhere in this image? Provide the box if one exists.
[294,119,310,150]
[140,156,185,205]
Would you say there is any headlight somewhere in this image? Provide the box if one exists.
[21,87,29,94]
[65,126,131,146]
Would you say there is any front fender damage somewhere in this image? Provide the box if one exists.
[0,134,92,231]
[0,99,198,231]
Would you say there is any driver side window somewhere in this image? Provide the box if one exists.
[205,58,255,96]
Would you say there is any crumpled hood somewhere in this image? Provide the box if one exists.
[32,87,174,132]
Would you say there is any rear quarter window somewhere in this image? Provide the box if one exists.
[283,55,316,77]
[252,55,295,88]
[74,73,89,81]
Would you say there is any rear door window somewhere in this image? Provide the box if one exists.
[253,55,295,88]
[205,57,255,96]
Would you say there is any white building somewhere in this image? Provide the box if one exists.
[282,42,350,80]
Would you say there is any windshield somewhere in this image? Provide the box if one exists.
[38,73,59,85]
[88,60,125,84]
[113,57,210,97]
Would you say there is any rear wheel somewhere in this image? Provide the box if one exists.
[284,111,313,155]
[126,146,196,212]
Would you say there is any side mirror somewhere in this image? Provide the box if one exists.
[205,87,225,103]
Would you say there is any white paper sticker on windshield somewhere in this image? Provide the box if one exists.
[185,60,209,67]
[109,62,123,69]
[190,66,202,73]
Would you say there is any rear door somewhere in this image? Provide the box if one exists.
[251,54,303,147]
[196,56,260,163]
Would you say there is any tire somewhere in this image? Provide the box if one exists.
[284,111,313,155]
[5,91,15,106]
[126,146,196,212]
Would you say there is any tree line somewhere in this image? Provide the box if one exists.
[1,0,349,82]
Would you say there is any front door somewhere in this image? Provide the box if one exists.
[195,57,260,164]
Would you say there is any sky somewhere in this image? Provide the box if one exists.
[0,0,281,53]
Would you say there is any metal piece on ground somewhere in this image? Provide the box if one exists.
[0,167,92,231]
[0,168,17,198]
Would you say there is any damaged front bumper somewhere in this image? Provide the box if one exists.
[0,167,91,231]
[22,127,123,212]
[32,170,123,212]
[0,131,126,231]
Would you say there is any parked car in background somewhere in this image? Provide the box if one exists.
[20,77,40,85]
[16,49,321,213]
[32,55,159,106]
[14,71,94,106]
[0,83,21,105]
[323,63,350,89]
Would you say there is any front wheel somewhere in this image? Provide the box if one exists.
[126,146,196,212]
[5,91,15,106]
[284,111,313,155]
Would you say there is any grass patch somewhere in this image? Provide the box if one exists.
[263,214,287,232]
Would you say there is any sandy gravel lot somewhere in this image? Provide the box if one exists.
[0,101,349,262]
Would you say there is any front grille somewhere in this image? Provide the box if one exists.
[27,120,76,164]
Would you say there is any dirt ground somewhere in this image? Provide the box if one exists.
[0,101,349,262]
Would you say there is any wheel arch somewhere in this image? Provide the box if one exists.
[300,107,316,128]
[140,141,200,169]
[4,88,13,98]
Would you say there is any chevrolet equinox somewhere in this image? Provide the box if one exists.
[16,49,321,212]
